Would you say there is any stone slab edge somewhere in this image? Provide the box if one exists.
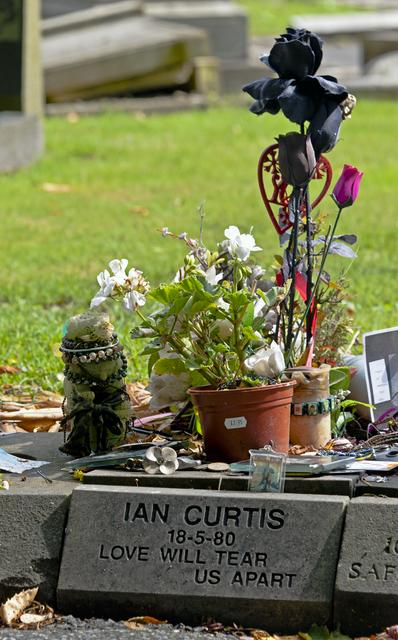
[334,496,398,635]
[0,490,70,605]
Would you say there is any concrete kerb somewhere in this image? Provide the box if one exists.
[0,433,397,632]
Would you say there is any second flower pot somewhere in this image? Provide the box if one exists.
[286,365,332,449]
[189,381,296,463]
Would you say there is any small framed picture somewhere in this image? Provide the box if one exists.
[248,449,286,493]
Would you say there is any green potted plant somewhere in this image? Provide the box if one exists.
[89,225,296,462]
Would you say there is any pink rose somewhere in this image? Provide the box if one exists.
[332,164,363,208]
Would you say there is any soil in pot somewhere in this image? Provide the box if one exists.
[189,381,296,463]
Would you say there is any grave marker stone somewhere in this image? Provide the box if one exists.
[0,0,43,171]
[58,486,348,631]
[335,497,398,635]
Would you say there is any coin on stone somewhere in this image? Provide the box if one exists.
[207,462,230,472]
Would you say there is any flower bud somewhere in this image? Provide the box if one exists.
[332,164,363,208]
[278,132,316,187]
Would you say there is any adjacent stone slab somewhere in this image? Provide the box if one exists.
[83,469,358,496]
[58,486,348,630]
[43,13,208,101]
[292,11,398,39]
[0,489,70,605]
[335,497,398,635]
[145,1,248,59]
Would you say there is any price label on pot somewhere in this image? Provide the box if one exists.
[224,416,247,429]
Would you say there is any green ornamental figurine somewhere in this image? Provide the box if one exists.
[59,310,132,457]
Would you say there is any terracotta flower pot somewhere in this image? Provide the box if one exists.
[189,381,296,463]
[286,366,331,448]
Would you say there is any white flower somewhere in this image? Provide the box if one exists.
[109,258,128,285]
[217,297,230,312]
[91,268,115,307]
[213,318,234,339]
[123,290,146,312]
[148,372,190,409]
[91,258,149,311]
[244,341,285,379]
[224,225,262,261]
[162,227,169,237]
[205,265,223,286]
[253,297,266,318]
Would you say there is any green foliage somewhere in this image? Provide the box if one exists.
[127,231,286,387]
[329,367,351,394]
[300,625,352,640]
[0,101,398,391]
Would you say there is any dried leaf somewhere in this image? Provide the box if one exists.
[0,587,38,625]
[131,205,149,217]
[252,631,277,639]
[0,365,21,375]
[15,601,55,629]
[41,183,72,193]
[19,613,47,625]
[123,616,167,629]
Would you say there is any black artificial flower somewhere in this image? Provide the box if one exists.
[278,132,317,187]
[243,27,348,127]
[308,99,343,157]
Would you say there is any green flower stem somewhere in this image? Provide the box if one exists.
[304,187,314,347]
[286,218,336,365]
[286,189,301,356]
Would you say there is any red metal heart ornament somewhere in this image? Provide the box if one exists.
[258,143,333,236]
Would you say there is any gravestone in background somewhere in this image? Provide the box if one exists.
[58,486,348,632]
[335,496,398,635]
[0,0,43,172]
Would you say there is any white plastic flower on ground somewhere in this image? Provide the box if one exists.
[244,341,285,379]
[143,447,179,475]
[224,225,262,261]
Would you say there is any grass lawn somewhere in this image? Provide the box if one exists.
[235,0,364,35]
[1,99,398,392]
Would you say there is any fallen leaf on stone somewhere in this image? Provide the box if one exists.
[252,631,277,639]
[20,613,47,625]
[0,423,19,433]
[123,616,167,629]
[14,601,56,629]
[0,365,21,375]
[387,627,398,640]
[41,182,72,193]
[0,587,38,625]
[288,444,317,456]
[0,408,63,433]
